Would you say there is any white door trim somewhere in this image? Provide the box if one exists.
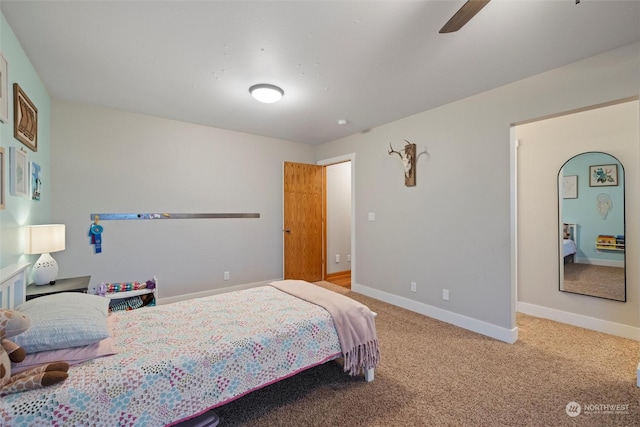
[318,153,356,286]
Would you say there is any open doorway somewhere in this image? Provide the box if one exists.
[324,161,352,288]
[282,153,355,287]
[513,98,638,339]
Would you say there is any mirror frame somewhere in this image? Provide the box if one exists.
[558,151,626,302]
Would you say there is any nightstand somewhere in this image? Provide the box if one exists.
[26,276,91,301]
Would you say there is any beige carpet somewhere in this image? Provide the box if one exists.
[563,263,625,301]
[208,285,639,426]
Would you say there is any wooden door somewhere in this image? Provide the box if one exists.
[283,162,324,281]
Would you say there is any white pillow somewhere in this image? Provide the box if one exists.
[12,337,117,374]
[13,293,110,353]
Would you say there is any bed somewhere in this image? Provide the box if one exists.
[0,265,379,426]
[562,223,577,263]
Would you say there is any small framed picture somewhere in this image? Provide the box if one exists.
[30,161,42,201]
[563,175,578,199]
[0,147,5,209]
[589,164,618,187]
[0,52,8,123]
[10,147,28,197]
[13,83,38,151]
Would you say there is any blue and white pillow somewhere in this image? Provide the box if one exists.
[13,292,110,353]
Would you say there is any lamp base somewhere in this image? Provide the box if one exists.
[32,253,59,286]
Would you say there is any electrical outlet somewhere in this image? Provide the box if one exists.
[411,282,417,292]
[224,271,230,281]
[442,289,449,301]
[347,254,351,262]
[335,254,340,263]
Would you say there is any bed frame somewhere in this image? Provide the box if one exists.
[0,263,29,310]
[562,223,577,263]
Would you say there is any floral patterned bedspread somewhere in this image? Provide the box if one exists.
[0,286,342,426]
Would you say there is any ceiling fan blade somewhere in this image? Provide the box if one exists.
[439,0,490,33]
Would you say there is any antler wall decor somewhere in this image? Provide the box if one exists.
[389,140,417,186]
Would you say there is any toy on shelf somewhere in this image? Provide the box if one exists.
[109,295,149,312]
[596,234,625,251]
[98,278,156,296]
[97,277,157,312]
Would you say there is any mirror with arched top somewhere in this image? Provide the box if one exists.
[558,152,625,301]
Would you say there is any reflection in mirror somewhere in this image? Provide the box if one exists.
[558,152,625,302]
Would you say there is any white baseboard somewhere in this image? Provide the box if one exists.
[158,279,279,305]
[352,283,518,344]
[518,301,640,341]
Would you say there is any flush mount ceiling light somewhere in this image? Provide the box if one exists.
[249,84,284,103]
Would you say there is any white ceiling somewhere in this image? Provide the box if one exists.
[2,1,639,145]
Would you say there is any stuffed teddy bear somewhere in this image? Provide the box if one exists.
[0,308,69,396]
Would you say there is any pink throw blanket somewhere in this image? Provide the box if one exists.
[270,280,380,376]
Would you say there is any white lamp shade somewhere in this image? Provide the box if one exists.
[25,224,66,254]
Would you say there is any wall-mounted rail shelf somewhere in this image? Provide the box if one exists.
[90,213,260,221]
[595,234,625,251]
[595,244,625,251]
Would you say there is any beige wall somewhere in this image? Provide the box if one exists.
[51,101,315,298]
[315,43,639,341]
[515,100,639,336]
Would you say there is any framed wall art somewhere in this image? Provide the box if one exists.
[563,175,578,199]
[30,161,42,201]
[589,164,618,187]
[0,53,7,123]
[0,147,5,209]
[13,83,38,151]
[10,147,28,197]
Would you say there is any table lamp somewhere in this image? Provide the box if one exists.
[24,224,66,285]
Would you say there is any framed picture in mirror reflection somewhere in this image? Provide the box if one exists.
[563,175,577,199]
[589,164,618,187]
